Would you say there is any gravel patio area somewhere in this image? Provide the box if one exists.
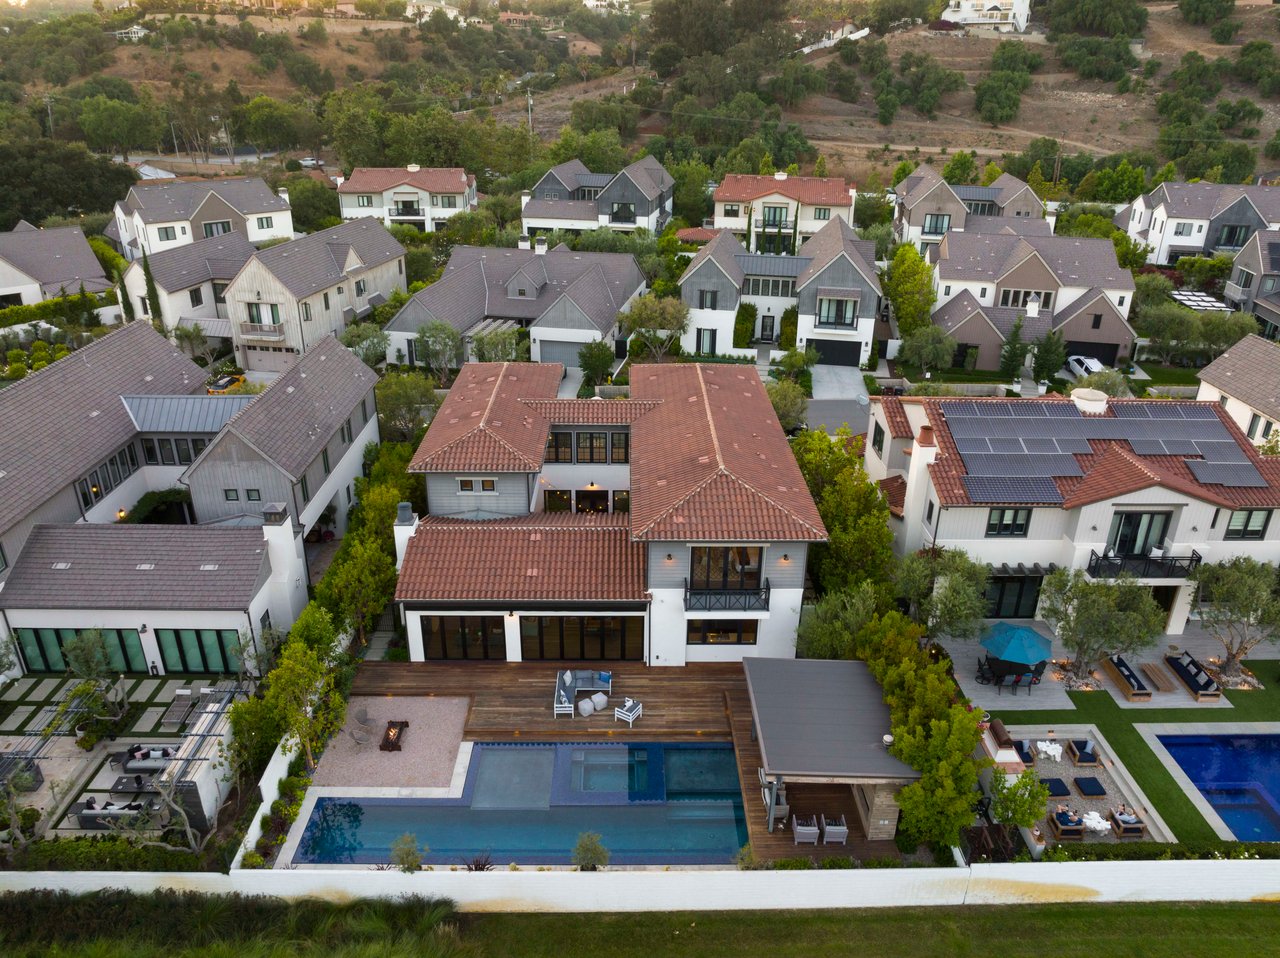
[311,696,469,789]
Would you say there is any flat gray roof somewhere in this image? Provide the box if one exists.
[743,658,920,783]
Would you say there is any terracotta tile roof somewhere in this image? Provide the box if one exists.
[675,227,726,243]
[520,399,661,425]
[714,174,853,206]
[629,364,826,542]
[1198,334,1280,422]
[409,363,562,473]
[880,395,913,438]
[922,397,1280,510]
[338,167,475,195]
[879,475,907,517]
[396,512,647,602]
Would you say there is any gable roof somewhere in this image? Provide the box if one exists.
[192,336,376,481]
[1198,334,1280,421]
[337,166,475,195]
[896,165,956,209]
[715,173,853,206]
[935,232,1135,290]
[681,229,746,288]
[385,245,645,336]
[1147,182,1280,222]
[246,218,404,299]
[795,217,881,293]
[615,155,674,200]
[519,198,599,221]
[538,159,591,193]
[628,364,826,542]
[0,224,111,297]
[120,177,289,224]
[396,512,647,602]
[0,322,203,535]
[131,231,257,292]
[0,524,270,611]
[881,395,913,439]
[1248,229,1280,275]
[409,362,563,473]
[990,172,1037,207]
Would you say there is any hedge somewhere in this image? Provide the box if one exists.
[17,835,200,871]
[1042,840,1280,862]
[0,289,118,330]
[733,302,757,348]
[779,306,798,350]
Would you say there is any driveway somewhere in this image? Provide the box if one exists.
[558,368,584,398]
[806,399,869,436]
[810,364,868,400]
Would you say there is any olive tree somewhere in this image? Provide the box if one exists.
[1039,568,1166,678]
[1191,557,1280,679]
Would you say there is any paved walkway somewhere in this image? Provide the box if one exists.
[363,606,397,661]
[557,368,584,398]
[811,364,867,401]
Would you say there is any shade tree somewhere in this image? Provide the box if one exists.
[1039,568,1166,677]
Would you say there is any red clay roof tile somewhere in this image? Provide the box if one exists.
[714,174,853,206]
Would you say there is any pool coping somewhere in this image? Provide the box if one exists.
[1136,722,1280,842]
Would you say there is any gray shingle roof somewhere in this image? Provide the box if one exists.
[0,224,110,297]
[249,217,404,299]
[736,253,810,278]
[936,232,1135,290]
[122,394,255,433]
[618,156,674,200]
[386,245,645,336]
[932,290,1051,340]
[681,230,746,288]
[1146,182,1280,221]
[520,199,599,221]
[120,177,290,224]
[0,524,269,611]
[953,185,1002,202]
[539,160,590,193]
[1198,334,1280,420]
[896,164,953,209]
[796,218,881,294]
[0,322,204,536]
[198,336,376,480]
[933,290,985,334]
[963,215,1053,237]
[990,173,1036,207]
[138,231,257,293]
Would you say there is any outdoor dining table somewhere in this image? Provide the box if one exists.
[1037,741,1063,761]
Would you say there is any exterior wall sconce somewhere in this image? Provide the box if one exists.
[781,554,790,562]
[117,509,126,520]
[587,482,598,489]
[665,553,673,562]
[507,611,515,618]
[1090,525,1097,532]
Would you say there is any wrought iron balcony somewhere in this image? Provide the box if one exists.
[684,577,770,611]
[238,321,286,341]
[1087,549,1202,580]
[391,206,424,217]
[754,218,792,230]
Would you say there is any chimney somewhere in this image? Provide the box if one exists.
[335,175,345,188]
[902,421,939,554]
[260,504,304,596]
[407,163,421,173]
[277,187,290,204]
[1070,387,1108,416]
[518,234,531,250]
[534,236,547,255]
[393,501,420,571]
[521,190,532,210]
[1025,293,1040,319]
[774,170,787,181]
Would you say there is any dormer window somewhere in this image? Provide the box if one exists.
[518,288,527,297]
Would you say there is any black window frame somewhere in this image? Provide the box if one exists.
[576,431,608,464]
[872,421,885,457]
[189,287,204,308]
[611,432,629,464]
[986,507,1031,537]
[1225,509,1271,540]
[545,432,573,463]
[224,488,239,501]
[689,546,762,591]
[686,619,759,645]
[698,289,718,310]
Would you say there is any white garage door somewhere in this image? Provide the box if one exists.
[243,344,297,374]
[539,339,585,369]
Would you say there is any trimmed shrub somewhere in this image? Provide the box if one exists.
[733,302,758,349]
[778,306,798,350]
[0,289,117,330]
[18,836,201,871]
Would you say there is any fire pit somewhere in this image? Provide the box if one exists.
[380,720,409,752]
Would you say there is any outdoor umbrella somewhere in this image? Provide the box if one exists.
[980,622,1051,667]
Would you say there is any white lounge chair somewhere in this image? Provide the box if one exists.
[821,814,849,845]
[614,699,643,727]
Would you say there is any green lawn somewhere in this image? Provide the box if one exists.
[1136,365,1202,386]
[990,658,1280,842]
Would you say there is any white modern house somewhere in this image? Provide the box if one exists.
[223,218,405,374]
[1119,182,1280,266]
[119,231,257,337]
[865,391,1280,634]
[393,362,825,665]
[1197,334,1280,445]
[108,178,294,261]
[711,172,857,254]
[938,0,1030,32]
[337,165,478,233]
[0,221,112,307]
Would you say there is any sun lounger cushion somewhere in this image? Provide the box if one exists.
[1074,776,1106,797]
[1041,777,1069,798]
[1015,741,1034,765]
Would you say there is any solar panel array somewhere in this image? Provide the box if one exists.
[939,399,1266,502]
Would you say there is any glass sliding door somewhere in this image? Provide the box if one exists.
[1107,512,1171,556]
[422,616,507,659]
[517,616,644,660]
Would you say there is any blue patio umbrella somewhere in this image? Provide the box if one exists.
[980,622,1051,667]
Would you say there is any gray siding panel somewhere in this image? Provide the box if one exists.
[535,297,601,333]
[1208,197,1266,252]
[0,485,82,583]
[187,433,291,523]
[797,257,878,317]
[598,176,657,219]
[680,261,741,311]
[425,473,530,517]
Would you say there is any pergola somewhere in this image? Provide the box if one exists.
[743,658,921,836]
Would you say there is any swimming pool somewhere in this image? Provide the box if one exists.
[1160,734,1280,841]
[294,742,748,865]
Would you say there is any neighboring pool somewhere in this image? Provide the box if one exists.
[294,742,747,865]
[1160,734,1280,841]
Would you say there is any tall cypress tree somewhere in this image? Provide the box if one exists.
[116,269,136,324]
[140,251,163,334]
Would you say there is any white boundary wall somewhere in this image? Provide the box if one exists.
[1,860,1279,910]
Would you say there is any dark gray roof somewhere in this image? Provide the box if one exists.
[936,233,1135,290]
[1146,182,1280,221]
[249,217,404,299]
[122,394,255,433]
[680,230,746,289]
[736,253,810,278]
[0,524,269,611]
[743,658,920,782]
[895,164,953,210]
[137,231,256,292]
[796,218,881,294]
[1198,333,1280,420]
[617,156,674,200]
[386,245,645,336]
[577,173,615,189]
[120,177,290,224]
[177,316,233,339]
[933,290,1053,340]
[195,336,376,480]
[990,173,1036,207]
[538,159,590,193]
[0,224,110,297]
[0,323,203,535]
[954,185,1002,202]
[521,199,599,221]
[963,215,1053,237]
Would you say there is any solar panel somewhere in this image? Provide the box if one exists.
[1008,404,1049,418]
[961,453,1084,477]
[1128,439,1168,455]
[1043,404,1081,417]
[1161,438,1202,455]
[1194,441,1249,462]
[1022,437,1060,453]
[1186,460,1267,487]
[989,437,1027,453]
[1053,437,1094,454]
[1180,404,1219,420]
[1112,404,1152,419]
[941,401,982,418]
[954,437,991,453]
[963,476,1064,503]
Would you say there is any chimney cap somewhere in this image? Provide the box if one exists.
[915,424,936,447]
[395,501,416,525]
[774,170,787,181]
[407,163,421,173]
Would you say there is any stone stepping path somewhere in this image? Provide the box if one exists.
[1,677,36,702]
[0,705,33,732]
[32,678,64,701]
[131,679,161,704]
[156,679,190,703]
[134,707,166,735]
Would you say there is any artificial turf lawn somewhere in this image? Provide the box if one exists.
[990,658,1280,842]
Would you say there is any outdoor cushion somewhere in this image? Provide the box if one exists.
[1074,777,1106,797]
[1054,811,1076,826]
[1015,741,1035,765]
[1041,778,1069,798]
[1070,740,1094,756]
[598,671,612,684]
[561,670,573,686]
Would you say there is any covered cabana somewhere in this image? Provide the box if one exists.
[743,657,921,838]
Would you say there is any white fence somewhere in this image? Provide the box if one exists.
[1,860,1278,911]
[231,736,296,869]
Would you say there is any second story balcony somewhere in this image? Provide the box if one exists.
[239,321,286,341]
[1223,280,1250,305]
[755,218,792,231]
[1087,549,1202,580]
[391,206,424,218]
[684,577,771,612]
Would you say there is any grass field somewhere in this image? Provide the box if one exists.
[1136,365,1203,387]
[991,658,1280,842]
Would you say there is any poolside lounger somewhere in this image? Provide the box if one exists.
[1068,740,1101,767]
[1164,653,1221,702]
[1073,776,1107,798]
[1103,655,1151,702]
[158,689,195,730]
[820,814,848,845]
[1048,811,1085,841]
[792,815,819,845]
[1040,777,1070,798]
[762,789,789,828]
[1110,811,1148,840]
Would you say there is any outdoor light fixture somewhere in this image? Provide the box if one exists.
[882,734,894,748]
[665,553,673,562]
[781,553,790,562]
[1090,525,1097,532]
[117,509,126,520]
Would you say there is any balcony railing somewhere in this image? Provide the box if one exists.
[391,206,424,217]
[1223,280,1250,304]
[1087,549,1202,580]
[610,214,637,225]
[684,577,770,612]
[755,218,792,230]
[238,321,286,341]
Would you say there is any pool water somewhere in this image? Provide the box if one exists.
[1160,734,1280,841]
[295,742,748,866]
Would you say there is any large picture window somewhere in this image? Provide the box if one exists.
[1225,509,1271,540]
[421,616,507,660]
[520,615,644,660]
[156,628,243,674]
[686,620,758,645]
[16,627,147,674]
[816,298,857,328]
[690,546,762,591]
[986,508,1031,537]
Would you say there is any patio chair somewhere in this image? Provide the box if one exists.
[761,789,789,827]
[1048,810,1085,842]
[792,815,820,845]
[614,699,642,727]
[1068,740,1101,767]
[350,726,372,747]
[1110,810,1148,840]
[354,707,376,732]
[820,814,849,845]
[158,689,194,730]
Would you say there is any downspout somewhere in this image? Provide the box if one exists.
[244,609,261,680]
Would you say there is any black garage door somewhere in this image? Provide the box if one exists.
[811,339,862,366]
[1065,341,1119,366]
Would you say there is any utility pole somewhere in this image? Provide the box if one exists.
[44,95,54,138]
[526,89,533,133]
[170,120,181,161]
